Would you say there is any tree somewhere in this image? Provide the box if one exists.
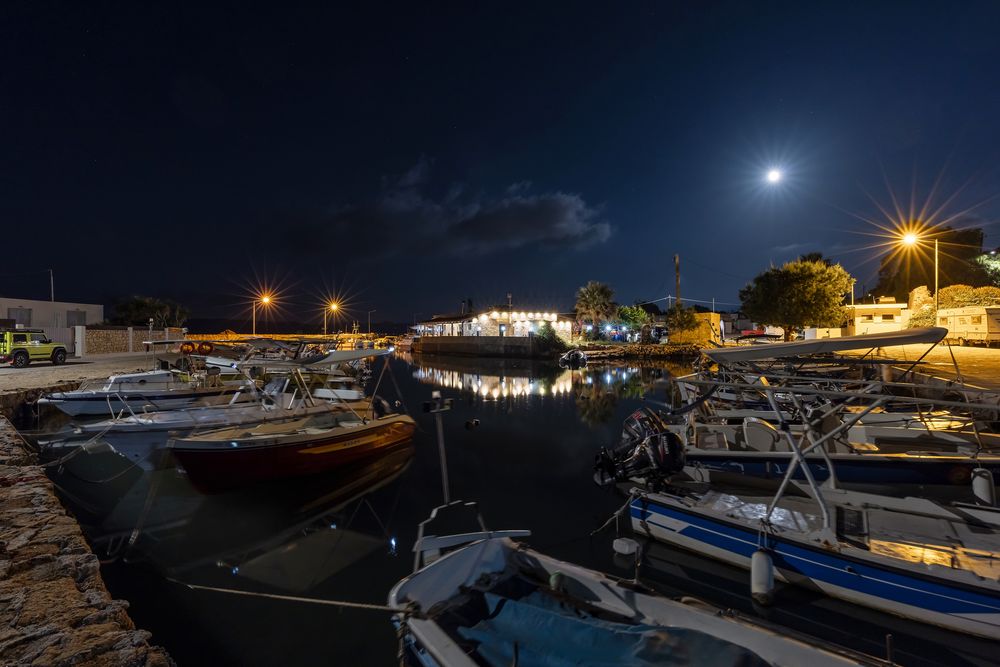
[575,281,615,334]
[908,284,1000,328]
[535,321,567,353]
[739,258,854,341]
[873,226,991,300]
[664,304,698,333]
[111,296,190,327]
[617,304,650,330]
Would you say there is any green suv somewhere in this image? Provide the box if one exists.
[0,329,68,367]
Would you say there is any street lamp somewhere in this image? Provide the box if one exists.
[366,309,376,334]
[324,302,339,335]
[252,294,273,336]
[900,231,939,316]
[765,169,783,184]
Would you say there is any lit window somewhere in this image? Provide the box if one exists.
[881,314,894,321]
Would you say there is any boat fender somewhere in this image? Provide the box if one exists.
[373,397,392,418]
[751,549,775,605]
[197,342,214,354]
[613,537,639,556]
[179,342,196,355]
[972,467,997,507]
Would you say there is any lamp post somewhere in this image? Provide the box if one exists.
[901,232,939,317]
[366,309,376,334]
[252,294,272,336]
[324,302,339,335]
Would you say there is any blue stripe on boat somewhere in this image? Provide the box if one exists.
[630,499,1000,617]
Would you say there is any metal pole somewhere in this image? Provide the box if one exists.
[367,309,376,334]
[252,303,256,336]
[323,310,327,336]
[934,239,939,317]
[674,254,681,306]
[49,268,54,302]
[435,411,450,503]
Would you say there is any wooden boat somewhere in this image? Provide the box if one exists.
[389,502,884,667]
[169,411,416,490]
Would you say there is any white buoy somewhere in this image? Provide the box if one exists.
[751,549,775,605]
[972,468,996,506]
[613,537,639,556]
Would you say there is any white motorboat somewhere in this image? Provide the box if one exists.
[389,502,884,667]
[37,369,251,417]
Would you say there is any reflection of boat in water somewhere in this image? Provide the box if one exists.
[389,502,880,667]
[50,442,414,593]
[169,412,416,490]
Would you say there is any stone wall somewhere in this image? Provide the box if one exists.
[83,327,185,355]
[0,418,172,665]
[413,335,543,358]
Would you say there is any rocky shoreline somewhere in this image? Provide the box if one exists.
[576,342,702,360]
[0,417,172,666]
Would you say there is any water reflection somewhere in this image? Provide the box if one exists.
[49,441,413,591]
[405,351,685,426]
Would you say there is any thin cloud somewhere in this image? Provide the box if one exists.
[281,160,612,258]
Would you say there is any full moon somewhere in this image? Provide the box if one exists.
[766,169,783,183]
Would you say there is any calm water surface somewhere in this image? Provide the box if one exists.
[31,355,998,666]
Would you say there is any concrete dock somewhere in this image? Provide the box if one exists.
[0,416,171,665]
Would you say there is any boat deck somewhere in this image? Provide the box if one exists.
[685,487,1000,581]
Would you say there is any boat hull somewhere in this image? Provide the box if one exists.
[687,451,1000,488]
[170,415,416,490]
[40,389,242,416]
[630,493,1000,639]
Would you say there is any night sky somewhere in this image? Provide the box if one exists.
[5,2,1000,326]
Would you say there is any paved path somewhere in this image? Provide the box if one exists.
[0,352,161,392]
[862,343,1000,389]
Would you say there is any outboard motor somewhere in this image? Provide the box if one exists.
[594,430,685,486]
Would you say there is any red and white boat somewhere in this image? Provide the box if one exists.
[169,411,416,490]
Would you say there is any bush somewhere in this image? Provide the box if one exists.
[536,322,568,353]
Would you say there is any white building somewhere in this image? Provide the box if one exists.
[417,308,575,342]
[0,296,103,328]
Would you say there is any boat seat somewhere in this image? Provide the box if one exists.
[743,417,787,452]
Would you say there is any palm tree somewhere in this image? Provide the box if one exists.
[575,281,615,332]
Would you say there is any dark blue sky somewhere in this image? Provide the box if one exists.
[4,1,1000,324]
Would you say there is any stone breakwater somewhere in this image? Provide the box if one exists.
[0,418,172,666]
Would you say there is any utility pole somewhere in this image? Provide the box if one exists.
[49,269,54,302]
[674,254,681,307]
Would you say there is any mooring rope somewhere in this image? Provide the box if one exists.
[166,578,422,617]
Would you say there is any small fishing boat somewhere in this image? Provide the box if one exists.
[38,369,251,416]
[599,407,1000,491]
[169,410,416,490]
[558,348,587,368]
[389,502,884,667]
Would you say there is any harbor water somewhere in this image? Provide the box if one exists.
[26,355,999,666]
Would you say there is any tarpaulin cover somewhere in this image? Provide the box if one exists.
[457,591,767,667]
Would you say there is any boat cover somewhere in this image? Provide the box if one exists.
[458,591,766,667]
[702,327,947,364]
